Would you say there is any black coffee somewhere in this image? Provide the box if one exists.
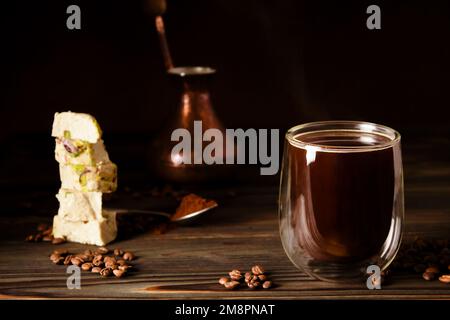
[288,130,397,263]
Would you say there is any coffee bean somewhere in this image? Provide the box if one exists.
[258,274,267,281]
[81,263,93,271]
[117,259,126,266]
[219,277,229,285]
[50,254,64,265]
[84,249,93,256]
[262,281,272,289]
[229,269,242,281]
[224,281,240,290]
[25,235,34,242]
[92,255,104,267]
[64,255,73,265]
[123,252,135,261]
[49,253,60,261]
[42,235,53,242]
[37,223,49,232]
[76,254,91,261]
[114,248,124,256]
[244,272,251,280]
[96,247,109,254]
[52,237,66,245]
[100,268,113,277]
[113,269,125,278]
[34,234,43,242]
[118,265,132,272]
[71,257,83,266]
[104,256,117,264]
[42,228,53,236]
[52,249,68,256]
[251,265,265,275]
[104,260,116,268]
[91,267,102,273]
[247,281,260,289]
[439,274,450,283]
[425,266,440,274]
[423,272,435,281]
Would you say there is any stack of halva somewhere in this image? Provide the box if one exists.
[51,112,118,246]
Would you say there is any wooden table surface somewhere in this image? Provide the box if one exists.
[0,138,449,300]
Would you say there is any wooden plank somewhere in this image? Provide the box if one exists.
[0,206,449,299]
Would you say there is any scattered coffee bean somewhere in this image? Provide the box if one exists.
[118,265,132,272]
[48,247,137,280]
[113,269,125,278]
[104,256,116,263]
[52,237,66,245]
[81,263,94,271]
[247,281,260,289]
[224,281,240,290]
[422,272,435,281]
[123,252,135,261]
[50,253,60,261]
[251,265,265,275]
[439,275,450,284]
[92,255,104,266]
[229,269,242,281]
[43,236,53,242]
[37,223,48,232]
[425,266,440,274]
[100,268,113,277]
[91,267,102,273]
[42,228,53,236]
[25,235,34,242]
[258,274,267,281]
[219,265,274,290]
[389,237,450,284]
[97,247,109,255]
[52,249,68,256]
[76,254,91,262]
[71,257,83,266]
[34,234,43,242]
[50,254,64,265]
[64,255,73,265]
[114,248,124,256]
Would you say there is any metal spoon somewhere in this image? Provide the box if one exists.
[108,203,218,224]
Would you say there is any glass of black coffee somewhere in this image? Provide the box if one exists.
[279,121,404,282]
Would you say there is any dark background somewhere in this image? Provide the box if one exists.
[1,0,449,196]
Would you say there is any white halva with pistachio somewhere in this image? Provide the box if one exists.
[56,189,103,222]
[51,111,118,246]
[52,111,103,143]
[53,210,117,246]
[59,162,117,193]
[54,137,110,165]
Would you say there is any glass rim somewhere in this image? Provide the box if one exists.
[286,120,401,152]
